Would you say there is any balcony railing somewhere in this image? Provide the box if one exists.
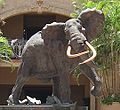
[9,38,27,58]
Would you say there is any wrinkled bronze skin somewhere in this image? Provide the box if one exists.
[8,8,104,105]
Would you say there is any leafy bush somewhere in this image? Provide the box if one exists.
[0,36,13,62]
[102,94,120,105]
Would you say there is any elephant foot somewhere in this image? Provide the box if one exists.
[91,81,102,97]
[7,94,20,105]
[46,96,62,105]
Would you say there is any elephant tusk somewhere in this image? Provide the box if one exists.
[66,45,89,58]
[79,41,97,65]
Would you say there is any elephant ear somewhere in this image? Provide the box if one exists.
[41,22,65,41]
[78,8,105,41]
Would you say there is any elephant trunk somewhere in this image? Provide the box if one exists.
[66,26,86,41]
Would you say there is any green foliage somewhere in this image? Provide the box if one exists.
[70,0,87,18]
[0,36,13,62]
[91,0,120,64]
[72,67,81,85]
[0,36,15,71]
[102,95,114,105]
[0,0,5,7]
[102,94,120,105]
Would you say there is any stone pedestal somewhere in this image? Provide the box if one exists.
[0,104,76,110]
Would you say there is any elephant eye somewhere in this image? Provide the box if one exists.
[68,24,73,28]
[76,19,80,23]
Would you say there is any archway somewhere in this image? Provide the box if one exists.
[1,12,69,39]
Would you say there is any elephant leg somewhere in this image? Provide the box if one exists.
[8,62,29,105]
[80,64,102,96]
[52,73,71,104]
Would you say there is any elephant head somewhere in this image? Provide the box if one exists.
[42,8,104,65]
[66,8,104,64]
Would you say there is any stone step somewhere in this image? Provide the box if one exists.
[0,104,75,110]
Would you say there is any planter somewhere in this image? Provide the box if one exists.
[101,102,120,110]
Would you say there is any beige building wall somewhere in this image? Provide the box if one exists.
[0,0,73,20]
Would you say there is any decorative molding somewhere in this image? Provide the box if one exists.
[0,0,73,20]
[36,0,43,6]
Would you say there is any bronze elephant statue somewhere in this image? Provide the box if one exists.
[8,8,104,105]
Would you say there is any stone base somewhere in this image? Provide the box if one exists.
[0,104,76,110]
